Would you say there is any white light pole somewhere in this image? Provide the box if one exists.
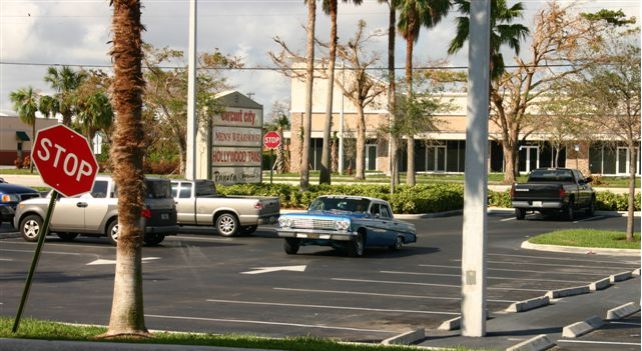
[338,62,345,175]
[461,0,490,337]
[186,0,197,180]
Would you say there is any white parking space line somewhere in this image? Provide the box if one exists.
[167,235,232,242]
[500,217,515,222]
[458,253,641,265]
[145,314,399,334]
[205,299,459,315]
[557,340,641,346]
[483,260,635,272]
[380,270,587,284]
[573,215,605,223]
[331,278,547,292]
[273,287,516,303]
[419,264,608,276]
[0,258,13,261]
[0,248,89,256]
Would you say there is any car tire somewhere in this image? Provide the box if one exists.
[56,233,78,242]
[241,225,258,235]
[284,238,300,255]
[587,197,596,217]
[215,213,239,237]
[20,214,43,242]
[566,199,575,221]
[389,236,403,251]
[144,233,165,246]
[515,208,526,220]
[106,220,119,246]
[347,232,365,257]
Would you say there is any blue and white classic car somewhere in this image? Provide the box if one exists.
[277,195,416,257]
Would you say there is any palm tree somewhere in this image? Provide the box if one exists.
[76,91,113,151]
[448,0,528,80]
[301,0,317,190]
[44,66,86,126]
[397,0,451,186]
[319,0,363,185]
[9,87,39,173]
[38,95,60,120]
[104,0,148,337]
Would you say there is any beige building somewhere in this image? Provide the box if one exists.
[286,74,639,177]
[0,114,59,165]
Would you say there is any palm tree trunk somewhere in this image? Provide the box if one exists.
[301,0,316,190]
[355,104,366,180]
[319,0,337,185]
[626,145,636,241]
[388,4,397,193]
[405,34,416,186]
[104,0,148,337]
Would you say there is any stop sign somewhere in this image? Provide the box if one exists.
[31,125,99,197]
[263,131,281,149]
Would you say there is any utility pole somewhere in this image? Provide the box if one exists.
[461,0,490,337]
[186,0,197,180]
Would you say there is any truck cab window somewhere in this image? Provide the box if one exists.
[179,183,193,198]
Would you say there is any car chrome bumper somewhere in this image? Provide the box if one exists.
[277,228,357,241]
[512,201,564,209]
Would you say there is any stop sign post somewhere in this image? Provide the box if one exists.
[263,132,281,184]
[13,124,98,333]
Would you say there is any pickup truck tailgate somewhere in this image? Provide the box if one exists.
[513,183,563,200]
[258,197,280,215]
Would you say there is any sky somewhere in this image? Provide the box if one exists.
[0,0,639,119]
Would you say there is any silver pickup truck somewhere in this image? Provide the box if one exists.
[171,179,280,236]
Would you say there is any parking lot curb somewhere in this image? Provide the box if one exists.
[561,315,604,338]
[589,277,612,291]
[609,271,632,283]
[437,312,490,331]
[633,268,641,276]
[505,334,555,351]
[380,328,425,345]
[606,302,641,320]
[505,296,550,313]
[545,285,590,299]
[520,241,641,256]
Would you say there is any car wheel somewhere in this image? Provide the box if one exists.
[215,213,239,237]
[348,232,365,257]
[20,214,43,242]
[56,233,78,242]
[106,220,119,246]
[241,225,258,235]
[515,208,526,220]
[587,197,596,216]
[566,199,575,221]
[283,238,300,255]
[144,233,165,246]
[389,236,403,251]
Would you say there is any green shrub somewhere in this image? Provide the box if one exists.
[596,191,641,211]
[488,190,511,208]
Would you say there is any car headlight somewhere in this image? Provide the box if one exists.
[278,217,292,228]
[335,219,350,231]
[1,194,19,203]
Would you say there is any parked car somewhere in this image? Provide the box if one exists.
[0,178,41,227]
[171,179,280,237]
[276,195,416,257]
[511,168,596,220]
[14,176,178,245]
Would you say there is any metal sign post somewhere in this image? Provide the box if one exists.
[13,191,59,333]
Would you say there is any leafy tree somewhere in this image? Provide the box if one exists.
[397,0,451,186]
[104,0,147,337]
[43,66,86,126]
[9,87,39,173]
[74,70,114,151]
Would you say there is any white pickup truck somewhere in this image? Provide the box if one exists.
[171,179,280,236]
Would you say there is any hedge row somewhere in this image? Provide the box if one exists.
[217,183,640,214]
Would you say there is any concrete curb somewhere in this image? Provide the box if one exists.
[562,315,604,338]
[506,296,550,313]
[609,271,633,283]
[606,302,641,320]
[545,285,590,299]
[505,334,555,351]
[380,328,425,345]
[520,241,641,257]
[589,277,612,291]
[633,268,641,276]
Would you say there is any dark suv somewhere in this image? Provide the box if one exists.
[0,178,41,227]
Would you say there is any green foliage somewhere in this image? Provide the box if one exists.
[529,229,640,249]
[488,190,512,208]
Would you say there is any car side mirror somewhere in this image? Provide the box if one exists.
[585,176,593,183]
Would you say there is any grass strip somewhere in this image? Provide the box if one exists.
[0,317,482,351]
[528,229,640,250]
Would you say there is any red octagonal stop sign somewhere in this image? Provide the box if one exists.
[31,124,99,197]
[263,131,281,150]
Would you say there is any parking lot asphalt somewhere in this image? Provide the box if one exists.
[0,211,640,350]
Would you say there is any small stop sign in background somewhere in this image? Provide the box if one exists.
[31,124,99,197]
[263,131,281,150]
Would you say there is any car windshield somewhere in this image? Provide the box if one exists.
[309,197,371,213]
[145,180,172,199]
[528,169,574,182]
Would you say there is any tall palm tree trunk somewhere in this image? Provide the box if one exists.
[388,4,398,192]
[405,34,416,186]
[320,0,338,185]
[104,0,148,337]
[301,0,316,190]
